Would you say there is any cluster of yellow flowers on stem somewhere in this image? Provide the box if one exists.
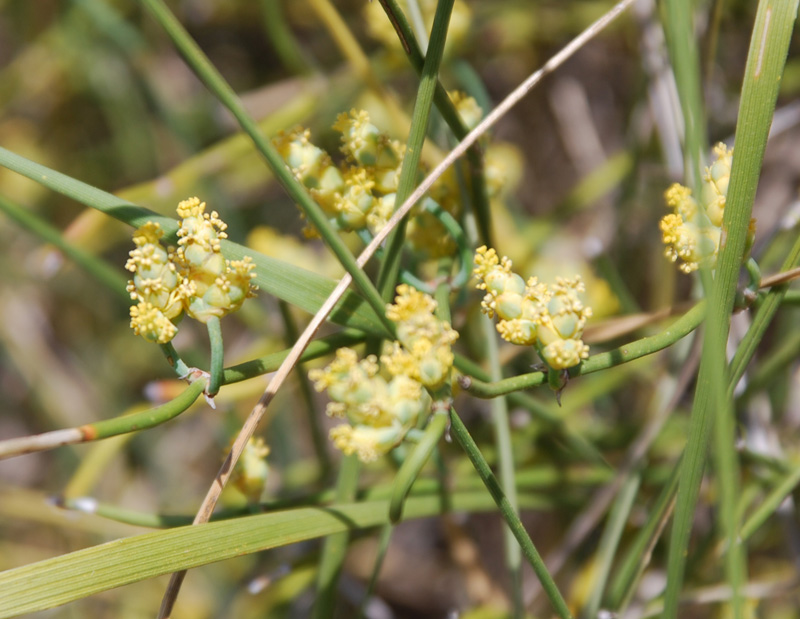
[660,143,756,273]
[126,197,257,344]
[310,285,458,463]
[230,437,270,503]
[473,246,592,371]
[274,100,482,258]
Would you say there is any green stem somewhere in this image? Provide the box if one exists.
[376,0,491,244]
[376,0,456,301]
[313,454,361,618]
[222,330,365,385]
[389,407,449,522]
[449,407,573,619]
[259,0,314,75]
[139,0,395,338]
[740,462,800,542]
[462,301,706,398]
[158,342,191,379]
[727,231,800,398]
[481,313,522,616]
[206,317,223,398]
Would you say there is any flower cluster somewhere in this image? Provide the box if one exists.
[230,437,270,502]
[126,197,257,343]
[660,143,756,273]
[274,111,404,237]
[274,105,479,258]
[310,286,458,463]
[473,246,592,370]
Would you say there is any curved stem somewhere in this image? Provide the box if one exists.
[0,379,207,460]
[462,301,706,398]
[159,341,191,378]
[389,407,449,522]
[206,316,223,398]
[449,407,573,619]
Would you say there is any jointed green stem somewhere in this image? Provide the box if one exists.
[376,0,491,245]
[139,0,395,338]
[158,342,191,379]
[481,313,523,616]
[449,407,573,619]
[462,301,706,398]
[377,0,456,301]
[727,232,800,398]
[389,407,449,522]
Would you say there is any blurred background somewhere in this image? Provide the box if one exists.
[1,0,800,617]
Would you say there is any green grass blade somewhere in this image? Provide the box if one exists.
[661,0,707,188]
[0,147,388,336]
[0,492,535,618]
[606,457,682,612]
[0,193,128,300]
[663,2,799,617]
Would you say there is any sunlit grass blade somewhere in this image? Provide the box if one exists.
[663,2,799,617]
[0,492,545,619]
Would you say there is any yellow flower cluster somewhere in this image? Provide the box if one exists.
[473,246,591,370]
[660,143,756,273]
[274,111,403,236]
[309,286,458,463]
[126,197,257,343]
[274,105,479,258]
[230,437,270,502]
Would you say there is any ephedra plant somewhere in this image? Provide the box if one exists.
[0,0,799,618]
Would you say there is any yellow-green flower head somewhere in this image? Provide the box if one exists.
[329,422,407,463]
[474,247,592,368]
[536,277,592,345]
[331,168,377,231]
[184,256,257,323]
[449,91,483,131]
[659,213,719,274]
[333,109,382,166]
[310,349,386,421]
[273,127,333,189]
[129,301,178,344]
[366,193,395,235]
[540,338,590,370]
[660,143,754,273]
[230,437,270,502]
[126,222,186,340]
[384,285,459,389]
[701,143,733,227]
[176,197,228,269]
[310,346,431,462]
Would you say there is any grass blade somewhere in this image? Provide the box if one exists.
[663,2,799,617]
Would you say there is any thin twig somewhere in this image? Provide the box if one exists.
[158,1,638,614]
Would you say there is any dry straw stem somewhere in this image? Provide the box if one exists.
[159,1,638,615]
